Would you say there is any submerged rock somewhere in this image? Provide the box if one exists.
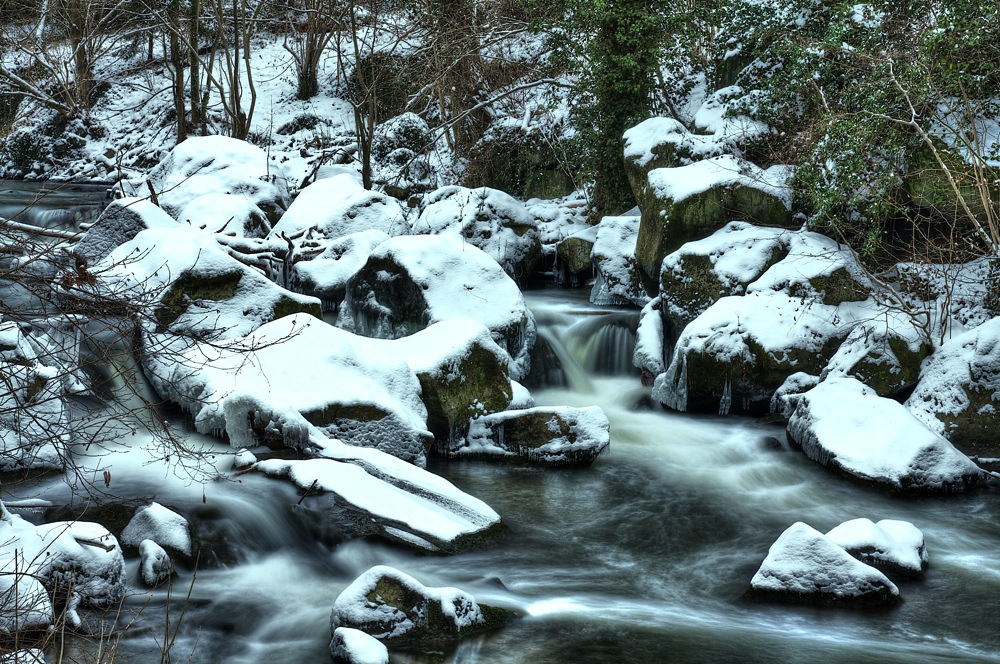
[338,234,536,381]
[459,406,610,466]
[784,376,983,493]
[746,522,899,607]
[906,316,1000,458]
[331,627,388,664]
[825,518,928,579]
[330,566,515,650]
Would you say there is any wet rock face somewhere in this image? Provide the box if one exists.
[457,406,610,466]
[330,566,516,651]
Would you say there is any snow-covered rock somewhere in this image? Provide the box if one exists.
[121,502,192,557]
[330,627,388,664]
[178,193,272,238]
[138,539,172,587]
[73,197,179,265]
[460,406,610,466]
[0,507,126,627]
[820,317,929,398]
[826,518,928,579]
[785,376,983,493]
[590,213,648,307]
[0,323,70,473]
[413,186,542,282]
[0,574,51,643]
[906,316,1000,457]
[746,522,899,607]
[255,439,501,552]
[287,230,390,313]
[268,174,408,245]
[0,650,46,664]
[633,296,666,383]
[338,234,536,381]
[330,566,515,649]
[555,224,598,287]
[134,136,289,222]
[89,225,320,341]
[634,155,794,281]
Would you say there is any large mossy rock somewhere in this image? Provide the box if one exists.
[746,522,900,608]
[906,143,1000,227]
[782,376,983,493]
[820,318,929,398]
[458,406,610,466]
[132,135,289,223]
[906,316,1000,457]
[623,117,724,198]
[634,155,794,283]
[330,566,516,650]
[413,186,542,283]
[338,234,536,381]
[465,123,576,201]
[555,225,598,287]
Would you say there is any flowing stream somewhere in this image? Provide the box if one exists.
[3,187,1000,661]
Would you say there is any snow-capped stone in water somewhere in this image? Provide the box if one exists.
[555,224,598,287]
[590,213,648,307]
[138,539,172,587]
[255,439,501,552]
[73,197,179,265]
[330,565,515,649]
[635,154,794,282]
[132,135,290,222]
[330,627,388,664]
[746,522,899,607]
[826,519,928,579]
[634,296,666,384]
[121,502,192,557]
[234,448,258,469]
[0,507,126,627]
[145,313,433,465]
[906,316,1000,458]
[785,376,983,493]
[770,372,821,420]
[89,225,321,341]
[337,234,536,381]
[178,193,272,238]
[413,186,541,282]
[460,406,610,466]
[287,229,391,313]
[268,174,408,244]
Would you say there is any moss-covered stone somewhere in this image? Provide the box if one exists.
[556,235,595,278]
[155,271,242,332]
[809,267,871,305]
[907,142,1000,227]
[272,295,322,322]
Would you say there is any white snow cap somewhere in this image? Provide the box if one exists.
[122,502,192,556]
[826,518,927,576]
[330,627,389,664]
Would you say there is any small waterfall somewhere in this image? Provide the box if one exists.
[583,322,637,376]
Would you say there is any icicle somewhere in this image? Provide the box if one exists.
[719,375,732,416]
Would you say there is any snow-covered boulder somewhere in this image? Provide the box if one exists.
[0,574,51,645]
[90,226,320,341]
[623,117,725,203]
[634,155,794,282]
[135,136,289,222]
[652,292,852,415]
[371,113,435,200]
[658,222,789,340]
[460,406,610,466]
[746,522,899,607]
[145,314,434,466]
[330,566,515,649]
[555,224,598,287]
[331,627,388,664]
[268,174,408,245]
[0,508,126,627]
[906,316,1000,457]
[138,539,172,587]
[338,234,536,381]
[820,318,929,398]
[413,186,542,282]
[121,502,192,558]
[177,193,272,238]
[380,320,513,447]
[590,213,648,307]
[785,376,983,493]
[0,323,70,473]
[287,230,390,313]
[633,296,666,384]
[826,518,928,579]
[73,197,178,265]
